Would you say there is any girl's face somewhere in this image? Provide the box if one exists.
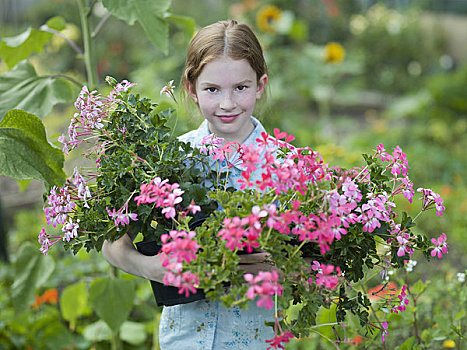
[188,56,267,143]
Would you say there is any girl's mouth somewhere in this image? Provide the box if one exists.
[217,114,240,123]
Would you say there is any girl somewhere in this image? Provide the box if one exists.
[102,20,275,349]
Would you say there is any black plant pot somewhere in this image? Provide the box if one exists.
[135,240,206,306]
[135,216,207,306]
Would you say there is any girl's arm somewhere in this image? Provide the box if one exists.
[102,233,166,283]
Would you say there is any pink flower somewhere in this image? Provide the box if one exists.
[396,234,413,258]
[159,80,175,99]
[244,270,283,310]
[417,188,445,216]
[106,201,138,227]
[381,321,389,342]
[265,331,294,349]
[187,201,201,215]
[217,217,248,251]
[62,217,80,242]
[390,285,409,314]
[431,232,448,258]
[198,133,224,155]
[160,230,200,264]
[355,192,394,233]
[312,263,341,290]
[38,228,61,255]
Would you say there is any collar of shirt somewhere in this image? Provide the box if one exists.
[186,116,267,173]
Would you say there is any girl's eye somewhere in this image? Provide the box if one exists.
[206,87,217,93]
[237,85,247,91]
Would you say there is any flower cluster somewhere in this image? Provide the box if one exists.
[135,177,185,219]
[244,270,283,309]
[160,230,200,297]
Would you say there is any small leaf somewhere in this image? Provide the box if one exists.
[400,336,417,350]
[0,60,76,119]
[11,242,55,314]
[412,280,428,295]
[88,278,135,332]
[60,281,88,322]
[454,309,466,321]
[120,321,147,345]
[43,16,67,31]
[83,320,113,341]
[164,13,195,37]
[0,109,66,187]
[0,28,52,69]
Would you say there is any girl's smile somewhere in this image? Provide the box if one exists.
[189,56,267,143]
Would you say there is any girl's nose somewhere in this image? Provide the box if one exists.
[219,92,236,110]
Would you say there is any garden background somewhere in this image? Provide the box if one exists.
[0,0,466,349]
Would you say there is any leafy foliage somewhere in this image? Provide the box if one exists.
[0,109,66,187]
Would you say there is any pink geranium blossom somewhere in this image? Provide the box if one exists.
[417,188,445,216]
[244,271,283,309]
[390,285,410,313]
[106,201,138,227]
[431,232,448,258]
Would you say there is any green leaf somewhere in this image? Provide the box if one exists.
[120,321,147,345]
[454,309,466,321]
[0,60,75,119]
[412,279,428,295]
[60,281,88,322]
[11,242,55,314]
[400,336,416,350]
[16,179,33,192]
[164,13,195,37]
[88,278,135,332]
[0,109,66,187]
[83,320,113,341]
[43,16,67,31]
[0,28,52,69]
[102,0,172,54]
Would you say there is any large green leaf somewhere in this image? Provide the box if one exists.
[83,320,113,341]
[120,321,147,345]
[0,27,53,69]
[0,109,66,187]
[102,0,171,54]
[60,281,89,323]
[88,278,135,332]
[11,242,55,314]
[0,60,75,119]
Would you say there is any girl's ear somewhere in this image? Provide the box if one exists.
[186,83,198,104]
[256,74,268,100]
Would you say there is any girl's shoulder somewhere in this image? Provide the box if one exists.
[177,120,210,146]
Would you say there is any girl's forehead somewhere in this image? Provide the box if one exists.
[197,57,256,84]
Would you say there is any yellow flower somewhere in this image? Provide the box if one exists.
[443,340,456,348]
[324,42,346,64]
[256,5,282,33]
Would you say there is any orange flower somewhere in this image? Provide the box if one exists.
[349,335,363,345]
[324,42,345,64]
[367,281,398,300]
[31,288,59,308]
[256,5,282,33]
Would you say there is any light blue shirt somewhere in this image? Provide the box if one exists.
[159,116,274,349]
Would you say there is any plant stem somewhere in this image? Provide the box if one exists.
[77,0,98,89]
[41,27,83,55]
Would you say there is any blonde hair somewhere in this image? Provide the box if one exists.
[182,20,268,92]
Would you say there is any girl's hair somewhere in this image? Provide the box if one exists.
[182,20,268,91]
